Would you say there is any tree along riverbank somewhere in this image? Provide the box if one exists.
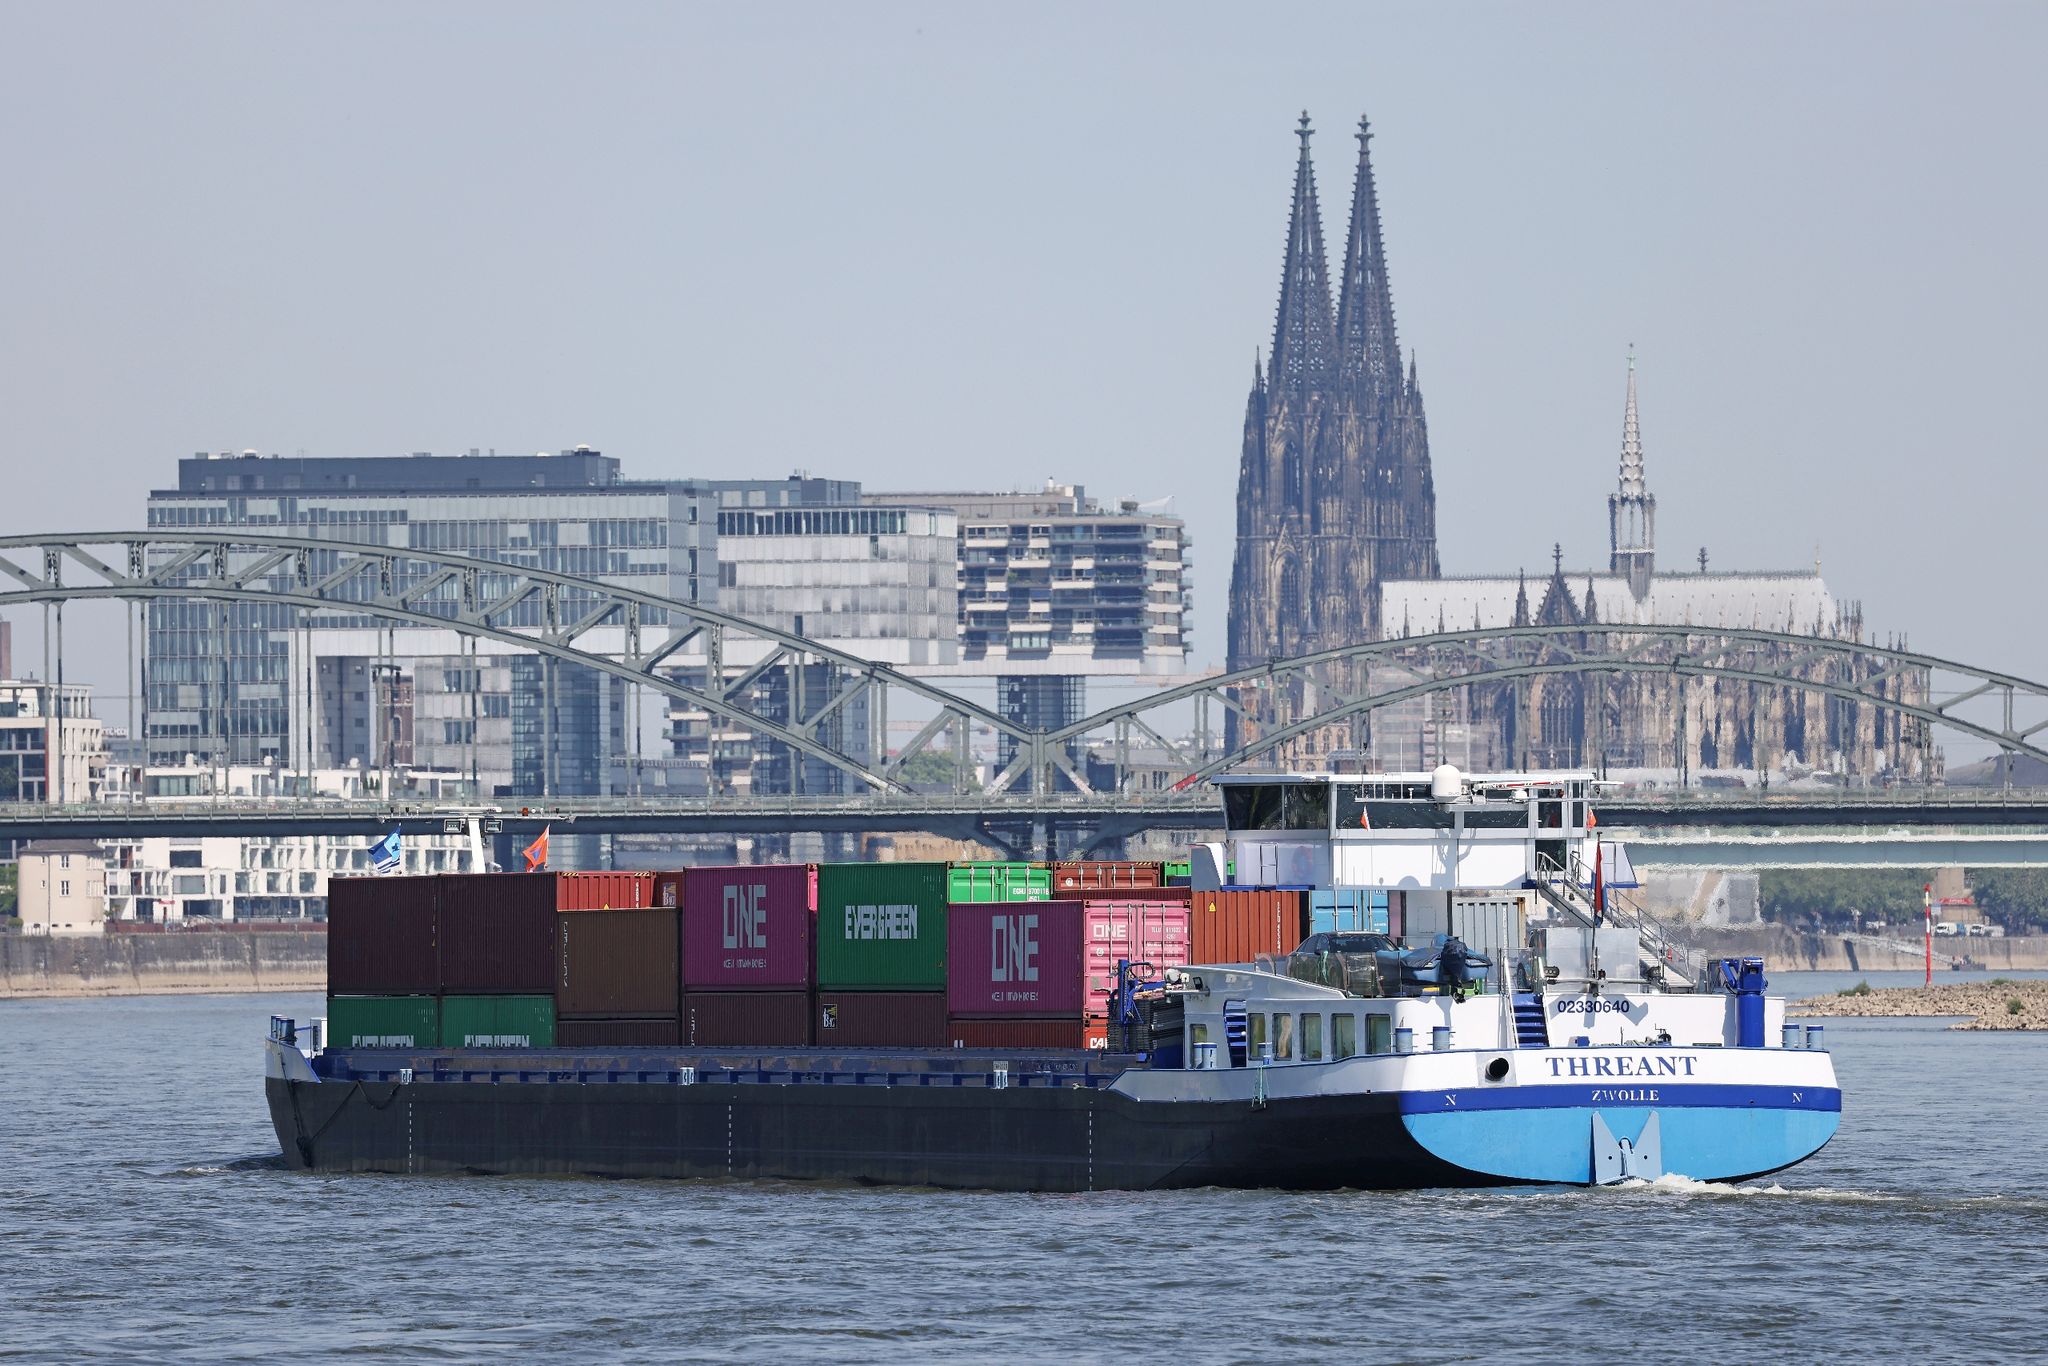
[1790,979,2048,1031]
[0,931,324,999]
[1688,926,2048,973]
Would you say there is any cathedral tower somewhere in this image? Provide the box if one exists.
[1608,352,1656,600]
[1229,112,1438,674]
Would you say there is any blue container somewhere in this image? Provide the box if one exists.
[1430,1025,1451,1052]
[1805,1025,1825,1051]
[1394,1026,1414,1054]
[1782,1023,1802,1049]
[1309,888,1391,935]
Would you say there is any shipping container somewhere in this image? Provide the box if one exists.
[653,871,683,909]
[556,1015,682,1047]
[1309,888,1391,935]
[1188,888,1310,964]
[814,991,949,1048]
[815,862,950,990]
[946,862,1051,903]
[946,1017,1086,1050]
[684,990,813,1047]
[439,994,557,1048]
[438,873,559,994]
[556,871,656,911]
[681,864,815,991]
[1052,861,1164,892]
[326,995,438,1049]
[1083,899,1192,1016]
[947,900,1085,1018]
[557,908,680,1016]
[327,875,438,995]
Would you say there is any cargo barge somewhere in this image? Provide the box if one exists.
[265,768,1840,1191]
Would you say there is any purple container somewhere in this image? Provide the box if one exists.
[682,864,816,991]
[946,901,1085,1019]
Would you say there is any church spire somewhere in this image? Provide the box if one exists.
[1608,347,1657,602]
[1336,114,1401,397]
[1269,113,1336,394]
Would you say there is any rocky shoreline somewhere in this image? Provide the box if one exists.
[1791,979,2048,1031]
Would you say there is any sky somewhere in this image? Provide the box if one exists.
[1,3,2043,743]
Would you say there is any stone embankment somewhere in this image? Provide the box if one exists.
[1688,926,2048,973]
[0,930,325,999]
[1791,979,2048,1031]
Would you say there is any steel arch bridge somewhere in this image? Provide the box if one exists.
[5,533,2047,800]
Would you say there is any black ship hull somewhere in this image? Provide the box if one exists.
[265,1072,1490,1193]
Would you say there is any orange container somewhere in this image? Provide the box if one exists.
[1052,861,1164,892]
[556,871,655,911]
[1187,888,1310,964]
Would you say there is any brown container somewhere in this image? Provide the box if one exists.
[327,875,438,995]
[946,1017,1086,1050]
[438,872,559,994]
[1052,861,1164,892]
[653,871,684,909]
[815,991,949,1048]
[684,990,814,1047]
[556,1015,683,1047]
[557,908,680,1016]
[556,871,656,911]
[1188,888,1311,964]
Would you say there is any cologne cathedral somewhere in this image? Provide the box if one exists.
[1225,114,1931,781]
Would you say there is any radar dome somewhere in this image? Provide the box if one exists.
[1430,763,1463,803]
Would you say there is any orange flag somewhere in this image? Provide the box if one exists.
[523,826,550,872]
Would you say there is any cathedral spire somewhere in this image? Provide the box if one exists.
[1269,113,1336,394]
[1608,348,1657,602]
[1336,114,1401,397]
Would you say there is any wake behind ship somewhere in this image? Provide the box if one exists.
[265,768,1839,1191]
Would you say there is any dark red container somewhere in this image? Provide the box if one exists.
[947,1017,1086,1050]
[1052,861,1163,892]
[815,991,949,1048]
[1189,888,1311,964]
[556,1016,682,1047]
[556,871,655,911]
[438,872,559,994]
[326,875,438,995]
[557,908,680,1016]
[682,865,815,991]
[653,871,683,909]
[946,900,1085,1018]
[684,990,814,1047]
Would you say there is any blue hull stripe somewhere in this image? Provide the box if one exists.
[1396,1084,1841,1116]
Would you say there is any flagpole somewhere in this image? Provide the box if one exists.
[1924,883,1933,987]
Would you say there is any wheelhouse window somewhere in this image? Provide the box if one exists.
[1300,1013,1323,1061]
[1332,1014,1357,1059]
[1273,1013,1294,1060]
[1223,782,1332,832]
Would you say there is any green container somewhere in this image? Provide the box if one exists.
[439,995,557,1049]
[1163,860,1192,882]
[816,862,951,990]
[327,995,439,1049]
[946,861,1051,904]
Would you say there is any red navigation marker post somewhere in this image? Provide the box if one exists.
[1924,883,1934,987]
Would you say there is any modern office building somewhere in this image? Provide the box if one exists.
[142,450,858,802]
[0,680,108,804]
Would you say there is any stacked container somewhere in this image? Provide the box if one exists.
[946,900,1088,1050]
[327,876,439,1045]
[1309,888,1391,935]
[1081,897,1192,1042]
[437,872,560,1046]
[946,861,1051,904]
[1052,861,1163,893]
[555,872,676,1046]
[682,864,816,1047]
[814,861,951,1047]
[1187,888,1311,965]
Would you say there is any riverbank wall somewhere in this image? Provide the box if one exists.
[0,931,325,999]
[1688,926,2048,973]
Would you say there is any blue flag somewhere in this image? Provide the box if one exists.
[371,827,403,876]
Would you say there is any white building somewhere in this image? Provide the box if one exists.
[0,680,108,804]
[16,840,107,934]
[104,830,479,924]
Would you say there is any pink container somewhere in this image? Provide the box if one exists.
[682,864,816,990]
[1083,899,1191,1015]
[946,901,1084,1019]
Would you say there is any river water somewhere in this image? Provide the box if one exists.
[3,981,2044,1362]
